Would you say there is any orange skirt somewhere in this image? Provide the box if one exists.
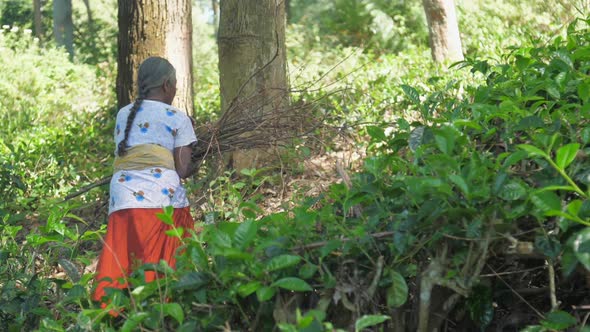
[92,207,193,303]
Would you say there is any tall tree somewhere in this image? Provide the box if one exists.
[81,0,96,51]
[211,0,219,37]
[422,0,463,62]
[53,0,74,60]
[117,0,193,114]
[33,0,42,39]
[217,0,288,169]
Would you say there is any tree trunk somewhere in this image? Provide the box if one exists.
[212,0,219,38]
[33,0,43,39]
[53,0,74,60]
[117,0,194,114]
[82,0,95,50]
[422,0,463,62]
[218,0,288,169]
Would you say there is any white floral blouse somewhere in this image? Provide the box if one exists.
[108,100,197,215]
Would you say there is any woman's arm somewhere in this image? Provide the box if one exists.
[173,144,197,179]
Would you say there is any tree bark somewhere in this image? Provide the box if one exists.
[117,0,194,114]
[82,0,95,50]
[218,0,288,169]
[33,0,43,39]
[422,0,463,62]
[211,0,219,38]
[53,0,74,60]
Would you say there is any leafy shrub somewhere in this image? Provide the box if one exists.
[0,26,114,214]
[73,16,590,331]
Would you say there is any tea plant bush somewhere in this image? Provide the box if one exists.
[28,17,589,331]
[0,2,587,331]
[0,26,113,216]
[0,25,113,331]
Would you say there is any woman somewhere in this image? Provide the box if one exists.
[92,56,197,303]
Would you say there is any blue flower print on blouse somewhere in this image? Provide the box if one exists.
[118,173,132,182]
[162,187,175,198]
[116,124,120,136]
[165,125,178,137]
[151,168,163,178]
[165,108,177,116]
[138,122,150,133]
[137,106,144,112]
[133,191,145,201]
[111,197,115,207]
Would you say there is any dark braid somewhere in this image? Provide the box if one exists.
[117,90,147,156]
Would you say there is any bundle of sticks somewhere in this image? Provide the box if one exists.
[191,89,314,162]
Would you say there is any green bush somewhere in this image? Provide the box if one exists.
[0,26,114,215]
[31,17,587,331]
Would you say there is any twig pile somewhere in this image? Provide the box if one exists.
[191,89,316,162]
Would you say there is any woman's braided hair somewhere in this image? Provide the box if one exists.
[117,57,176,156]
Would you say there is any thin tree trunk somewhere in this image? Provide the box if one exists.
[53,0,74,60]
[212,0,219,38]
[218,0,289,169]
[33,0,43,39]
[422,0,463,62]
[82,0,95,50]
[117,0,194,114]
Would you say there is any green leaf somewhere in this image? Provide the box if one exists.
[566,199,583,216]
[386,270,408,308]
[518,144,549,159]
[159,302,184,324]
[409,126,424,152]
[546,85,561,99]
[555,143,579,170]
[234,220,257,249]
[534,235,561,260]
[272,277,312,292]
[211,231,232,248]
[120,312,149,332]
[156,205,175,225]
[501,150,528,169]
[366,125,386,141]
[515,116,545,131]
[578,82,590,103]
[354,315,390,332]
[499,182,527,201]
[172,272,208,291]
[570,228,590,271]
[237,281,261,297]
[319,240,341,258]
[433,126,457,155]
[449,174,469,197]
[130,284,156,302]
[58,258,80,283]
[266,255,302,272]
[299,264,318,279]
[256,286,276,302]
[579,200,590,219]
[540,310,577,330]
[165,227,184,238]
[530,191,562,213]
[582,127,590,145]
[400,84,420,105]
